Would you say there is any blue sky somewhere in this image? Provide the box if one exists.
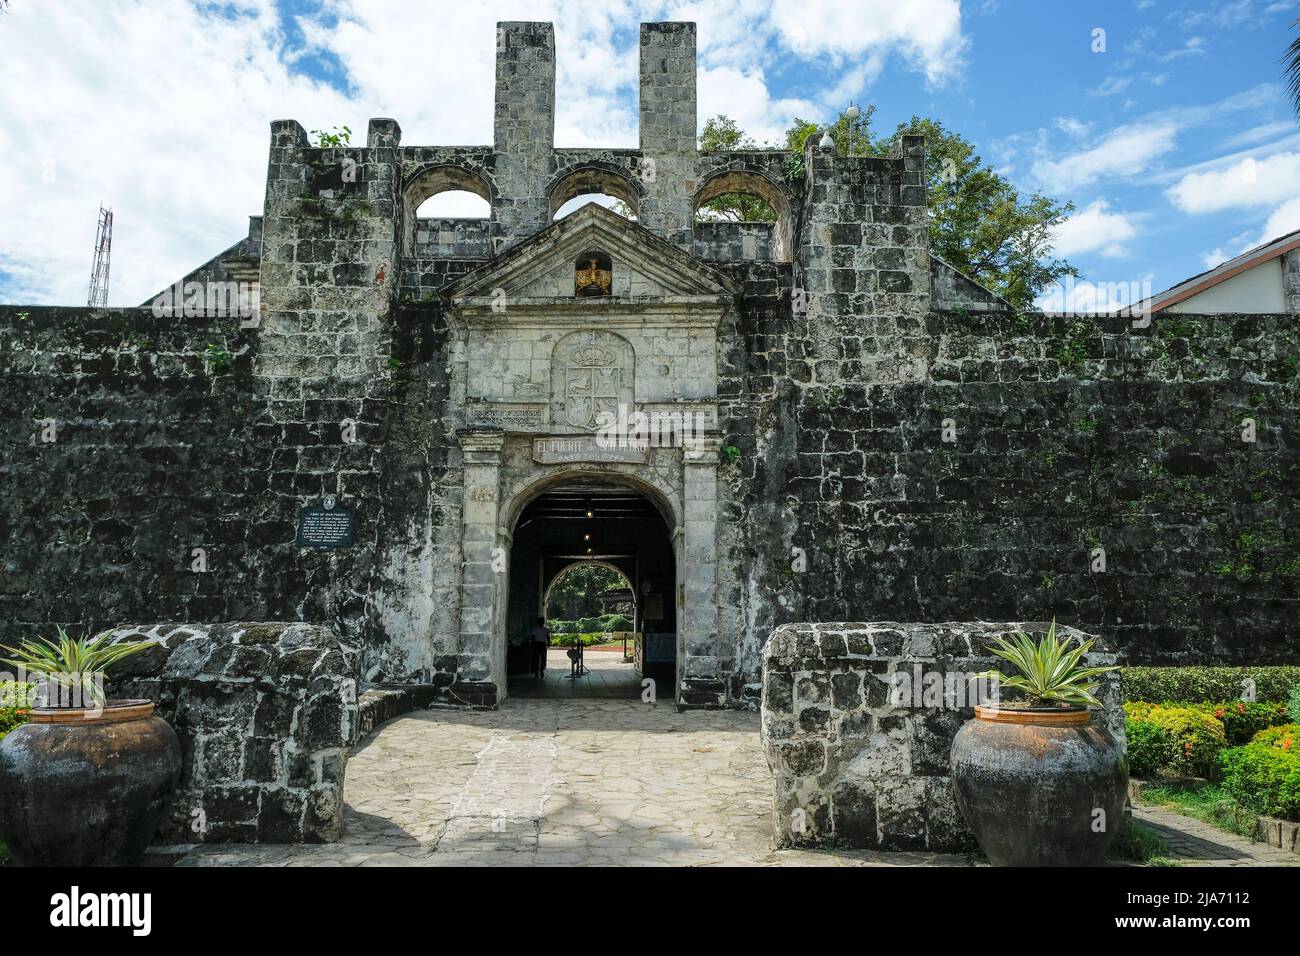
[1,0,1297,308]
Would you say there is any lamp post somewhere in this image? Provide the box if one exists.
[846,103,861,156]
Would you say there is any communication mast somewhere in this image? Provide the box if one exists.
[88,204,113,307]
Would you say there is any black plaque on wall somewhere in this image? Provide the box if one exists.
[296,506,355,550]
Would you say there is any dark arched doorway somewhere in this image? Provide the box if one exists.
[505,480,677,699]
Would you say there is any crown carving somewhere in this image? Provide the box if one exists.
[570,345,616,366]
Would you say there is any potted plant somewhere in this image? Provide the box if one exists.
[949,621,1126,866]
[0,629,181,866]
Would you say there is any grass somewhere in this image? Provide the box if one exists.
[1135,780,1259,840]
[1109,821,1180,866]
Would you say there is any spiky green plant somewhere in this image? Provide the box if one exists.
[978,619,1119,708]
[1,628,153,707]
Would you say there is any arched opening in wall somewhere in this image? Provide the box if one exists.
[415,191,490,218]
[505,480,675,700]
[402,164,493,257]
[548,167,640,222]
[693,169,793,262]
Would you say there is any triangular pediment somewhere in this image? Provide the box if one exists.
[447,203,740,309]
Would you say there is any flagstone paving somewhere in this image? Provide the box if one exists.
[166,699,1298,868]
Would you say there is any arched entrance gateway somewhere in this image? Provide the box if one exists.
[504,479,677,699]
[445,202,739,708]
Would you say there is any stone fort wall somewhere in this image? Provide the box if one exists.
[2,20,1297,704]
[3,298,1297,697]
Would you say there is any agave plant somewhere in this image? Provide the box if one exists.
[1,628,153,707]
[978,619,1118,708]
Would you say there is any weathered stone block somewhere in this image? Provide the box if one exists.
[105,622,357,845]
[762,621,1122,852]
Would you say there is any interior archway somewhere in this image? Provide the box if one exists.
[693,168,793,262]
[548,166,641,222]
[402,164,494,254]
[504,479,676,700]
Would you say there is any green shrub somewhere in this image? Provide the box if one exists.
[1190,701,1291,745]
[1289,684,1300,726]
[1127,718,1179,778]
[548,632,604,648]
[575,617,602,634]
[1219,724,1300,821]
[1124,702,1226,778]
[546,619,574,634]
[0,682,33,742]
[1121,666,1300,704]
[601,614,632,631]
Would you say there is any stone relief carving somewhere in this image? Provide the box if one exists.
[550,330,635,432]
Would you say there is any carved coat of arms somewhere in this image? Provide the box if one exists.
[564,343,621,429]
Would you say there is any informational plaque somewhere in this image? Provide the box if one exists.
[532,435,649,464]
[296,506,354,550]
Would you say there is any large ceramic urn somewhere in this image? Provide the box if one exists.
[950,705,1127,866]
[0,700,181,866]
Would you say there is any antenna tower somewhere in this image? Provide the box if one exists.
[88,204,113,307]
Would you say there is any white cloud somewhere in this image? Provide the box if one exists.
[767,0,966,84]
[0,0,356,306]
[1157,36,1205,62]
[1054,117,1091,138]
[1201,248,1229,269]
[1166,152,1300,213]
[1090,75,1133,97]
[697,66,817,145]
[0,0,972,305]
[1051,200,1139,258]
[1033,123,1178,192]
[1255,196,1300,243]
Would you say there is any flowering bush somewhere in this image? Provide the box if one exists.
[1123,702,1226,778]
[1193,701,1291,745]
[1219,725,1300,821]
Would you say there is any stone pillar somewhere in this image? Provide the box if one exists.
[256,117,402,400]
[638,22,697,250]
[453,429,506,708]
[679,434,725,707]
[492,21,555,252]
[1283,248,1300,314]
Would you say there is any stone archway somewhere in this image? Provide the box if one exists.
[451,445,724,709]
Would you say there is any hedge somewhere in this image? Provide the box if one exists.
[545,615,632,636]
[1219,725,1300,821]
[1124,703,1226,778]
[1121,666,1300,704]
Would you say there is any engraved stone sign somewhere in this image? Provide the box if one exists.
[533,436,649,464]
[296,506,355,550]
[466,400,547,431]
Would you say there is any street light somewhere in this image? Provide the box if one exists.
[845,103,861,155]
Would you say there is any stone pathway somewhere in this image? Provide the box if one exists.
[164,700,1298,867]
[1130,804,1299,866]
[171,699,968,867]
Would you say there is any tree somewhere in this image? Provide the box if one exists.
[1287,17,1300,119]
[785,104,880,158]
[546,565,626,620]
[753,109,1079,309]
[695,116,776,222]
[879,116,1076,309]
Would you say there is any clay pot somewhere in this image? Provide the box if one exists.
[950,705,1127,866]
[0,700,181,866]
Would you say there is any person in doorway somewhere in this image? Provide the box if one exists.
[529,617,549,679]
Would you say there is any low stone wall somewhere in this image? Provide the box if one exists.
[105,622,359,844]
[760,621,1124,851]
